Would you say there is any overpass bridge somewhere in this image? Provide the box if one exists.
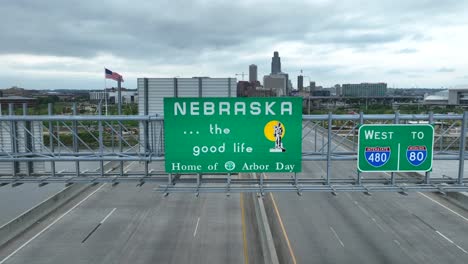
[2,106,468,263]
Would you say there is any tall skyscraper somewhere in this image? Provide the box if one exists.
[271,51,281,74]
[297,75,304,91]
[249,64,258,83]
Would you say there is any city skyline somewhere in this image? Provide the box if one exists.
[1,0,468,90]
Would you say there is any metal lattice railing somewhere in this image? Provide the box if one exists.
[0,107,467,194]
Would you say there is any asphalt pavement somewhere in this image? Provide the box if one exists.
[0,161,101,226]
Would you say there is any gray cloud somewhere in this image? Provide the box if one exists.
[437,67,456,73]
[387,69,403,74]
[1,0,466,60]
[397,48,418,54]
[1,0,468,89]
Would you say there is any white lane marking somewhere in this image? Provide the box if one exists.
[456,245,468,254]
[436,231,468,254]
[353,200,386,232]
[436,230,454,243]
[193,217,200,237]
[329,226,344,247]
[393,239,401,246]
[418,192,468,223]
[124,161,136,173]
[371,217,386,232]
[0,184,107,264]
[100,208,116,224]
[356,204,371,218]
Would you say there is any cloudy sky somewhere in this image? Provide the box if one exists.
[1,0,468,90]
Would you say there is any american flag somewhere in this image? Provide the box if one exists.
[105,68,124,82]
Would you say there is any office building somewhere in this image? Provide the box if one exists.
[335,84,342,96]
[263,74,287,96]
[448,88,468,105]
[309,82,316,91]
[297,75,304,91]
[342,83,387,97]
[271,51,281,74]
[90,88,138,104]
[137,77,236,154]
[249,64,258,83]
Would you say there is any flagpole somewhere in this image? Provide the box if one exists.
[104,68,108,116]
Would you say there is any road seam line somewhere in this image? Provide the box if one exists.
[193,217,200,237]
[329,226,344,247]
[0,183,106,264]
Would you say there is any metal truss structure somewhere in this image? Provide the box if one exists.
[1,103,468,194]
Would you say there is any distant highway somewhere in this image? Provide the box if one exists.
[266,127,468,263]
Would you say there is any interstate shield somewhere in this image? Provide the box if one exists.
[406,146,427,166]
[364,147,391,167]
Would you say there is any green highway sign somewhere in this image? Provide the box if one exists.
[357,124,434,172]
[164,97,302,173]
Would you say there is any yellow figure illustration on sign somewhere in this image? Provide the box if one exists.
[264,120,286,152]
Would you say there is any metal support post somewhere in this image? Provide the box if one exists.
[352,119,356,151]
[458,111,467,185]
[196,173,202,197]
[357,112,364,185]
[322,121,325,154]
[72,104,80,176]
[23,103,33,176]
[425,112,434,184]
[9,104,18,177]
[98,102,104,177]
[440,122,444,151]
[260,172,264,196]
[314,121,317,152]
[226,173,231,196]
[143,78,150,178]
[391,111,400,185]
[48,104,55,177]
[118,80,124,177]
[111,120,115,152]
[326,112,332,185]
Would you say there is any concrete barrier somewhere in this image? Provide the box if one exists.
[250,173,279,264]
[0,183,93,247]
[443,192,468,211]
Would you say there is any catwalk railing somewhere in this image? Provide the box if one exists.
[1,106,468,194]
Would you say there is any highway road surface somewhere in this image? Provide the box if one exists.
[0,161,102,226]
[2,125,468,263]
[0,161,265,264]
[265,126,468,263]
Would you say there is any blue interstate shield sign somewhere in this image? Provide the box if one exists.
[406,146,427,166]
[365,147,391,167]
